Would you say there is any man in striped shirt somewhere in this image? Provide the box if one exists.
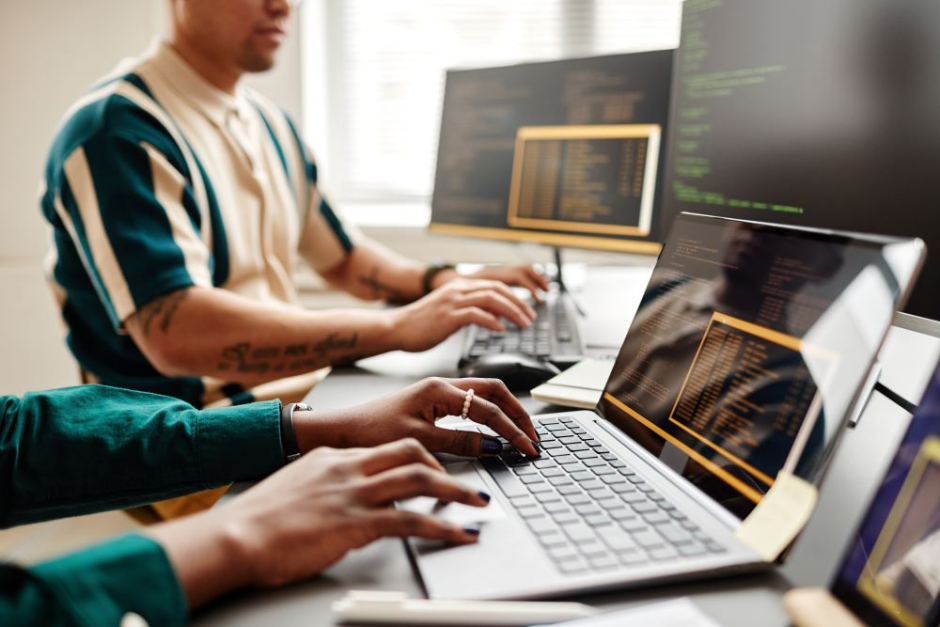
[40,0,548,412]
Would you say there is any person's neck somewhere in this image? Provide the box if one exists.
[168,37,241,95]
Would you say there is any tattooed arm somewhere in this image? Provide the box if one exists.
[125,272,541,383]
[124,287,397,385]
[319,239,549,304]
[318,239,430,303]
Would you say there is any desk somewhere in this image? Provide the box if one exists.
[194,271,935,627]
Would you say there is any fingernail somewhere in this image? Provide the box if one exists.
[481,438,503,456]
[530,439,542,454]
[477,490,491,503]
[463,524,481,536]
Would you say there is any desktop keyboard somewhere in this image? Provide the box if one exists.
[460,292,585,367]
[481,417,726,575]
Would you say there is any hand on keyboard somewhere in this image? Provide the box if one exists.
[462,291,584,366]
[449,264,550,302]
[480,417,727,574]
[391,278,537,352]
[294,377,541,457]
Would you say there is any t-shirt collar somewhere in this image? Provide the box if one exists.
[149,39,250,127]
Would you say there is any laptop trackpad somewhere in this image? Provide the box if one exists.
[398,461,507,526]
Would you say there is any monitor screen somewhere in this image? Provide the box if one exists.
[832,361,940,627]
[430,51,674,254]
[661,0,940,318]
[597,213,925,519]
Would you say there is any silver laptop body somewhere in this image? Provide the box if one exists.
[407,213,926,600]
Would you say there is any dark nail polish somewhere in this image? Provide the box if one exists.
[530,439,542,454]
[463,524,481,536]
[477,490,491,503]
[481,438,503,455]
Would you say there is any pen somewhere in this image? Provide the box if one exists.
[333,590,600,625]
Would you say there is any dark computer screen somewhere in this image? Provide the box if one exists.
[430,51,674,254]
[832,360,940,627]
[662,0,940,318]
[597,213,924,519]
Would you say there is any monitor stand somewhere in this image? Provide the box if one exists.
[553,247,586,317]
[846,362,882,428]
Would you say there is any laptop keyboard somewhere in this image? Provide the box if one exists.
[464,292,583,362]
[480,417,727,575]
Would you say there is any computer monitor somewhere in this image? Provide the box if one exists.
[430,50,674,255]
[661,0,940,318]
[831,358,940,627]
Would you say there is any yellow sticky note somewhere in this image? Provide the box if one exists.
[735,471,819,562]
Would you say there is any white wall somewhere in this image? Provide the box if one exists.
[0,0,302,395]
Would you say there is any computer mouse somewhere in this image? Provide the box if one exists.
[458,353,561,392]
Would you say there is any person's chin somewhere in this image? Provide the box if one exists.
[241,53,278,74]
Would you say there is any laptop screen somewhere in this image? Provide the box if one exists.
[831,360,940,627]
[597,213,924,518]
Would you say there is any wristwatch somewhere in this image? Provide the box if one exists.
[422,261,456,295]
[280,402,312,463]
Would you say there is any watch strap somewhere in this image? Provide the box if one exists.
[280,402,311,463]
[422,262,456,295]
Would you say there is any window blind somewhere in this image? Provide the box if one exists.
[302,0,682,223]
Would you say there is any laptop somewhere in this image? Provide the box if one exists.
[787,358,940,627]
[407,212,926,600]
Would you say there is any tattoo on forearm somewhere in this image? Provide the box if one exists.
[139,289,190,337]
[358,265,406,301]
[217,333,360,375]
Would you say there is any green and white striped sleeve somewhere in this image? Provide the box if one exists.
[44,90,214,328]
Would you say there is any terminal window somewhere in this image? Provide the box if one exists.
[507,125,661,237]
[429,50,674,253]
[668,312,837,489]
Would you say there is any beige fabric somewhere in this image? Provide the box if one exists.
[149,486,231,521]
[124,41,355,407]
[203,368,331,409]
[137,41,312,306]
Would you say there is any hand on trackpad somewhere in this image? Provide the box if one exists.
[397,462,507,527]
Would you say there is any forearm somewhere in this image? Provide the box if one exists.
[0,386,282,528]
[320,240,434,302]
[127,286,399,385]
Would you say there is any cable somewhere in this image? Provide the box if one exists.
[874,381,918,415]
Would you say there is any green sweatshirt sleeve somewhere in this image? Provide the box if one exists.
[1,534,186,627]
[0,384,284,527]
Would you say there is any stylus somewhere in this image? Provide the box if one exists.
[333,590,600,625]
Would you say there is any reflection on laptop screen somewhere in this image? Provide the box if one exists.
[832,362,940,627]
[598,213,924,518]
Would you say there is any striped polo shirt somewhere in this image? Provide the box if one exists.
[40,40,358,408]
